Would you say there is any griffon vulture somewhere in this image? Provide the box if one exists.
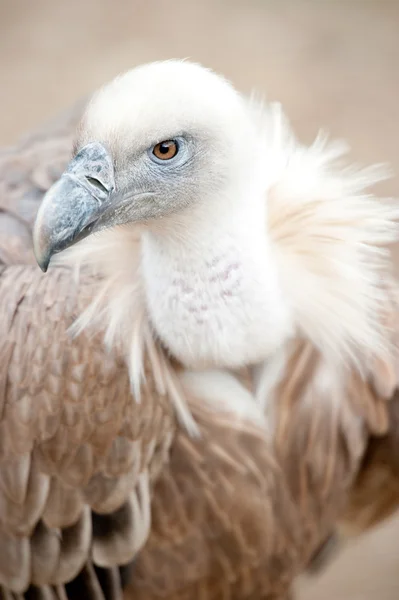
[0,60,398,600]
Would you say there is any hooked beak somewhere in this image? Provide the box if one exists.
[33,142,115,272]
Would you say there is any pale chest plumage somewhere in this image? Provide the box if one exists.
[140,224,293,369]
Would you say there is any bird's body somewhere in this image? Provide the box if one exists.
[0,61,399,599]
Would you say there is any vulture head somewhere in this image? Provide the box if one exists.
[34,60,260,263]
[33,59,399,375]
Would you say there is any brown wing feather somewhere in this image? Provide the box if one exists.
[129,406,296,599]
[338,284,399,536]
[124,365,344,599]
[0,263,175,594]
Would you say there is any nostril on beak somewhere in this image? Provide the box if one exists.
[86,177,109,194]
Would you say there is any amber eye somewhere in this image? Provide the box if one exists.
[152,140,179,161]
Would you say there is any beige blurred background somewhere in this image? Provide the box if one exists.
[1,0,399,597]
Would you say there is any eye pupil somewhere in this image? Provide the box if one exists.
[159,143,170,154]
[153,140,178,160]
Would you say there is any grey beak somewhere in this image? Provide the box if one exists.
[33,142,115,272]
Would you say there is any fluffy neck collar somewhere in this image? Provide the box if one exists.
[266,109,399,370]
